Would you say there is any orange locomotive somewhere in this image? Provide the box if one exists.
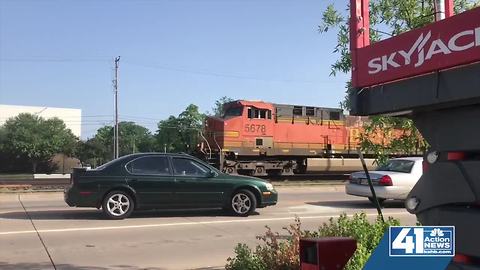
[199,100,370,176]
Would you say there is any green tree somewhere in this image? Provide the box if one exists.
[0,126,6,153]
[118,121,155,155]
[75,138,110,167]
[155,104,205,153]
[0,126,15,172]
[156,116,182,153]
[2,113,78,173]
[359,116,427,165]
[82,122,155,165]
[178,104,205,151]
[212,96,234,117]
[319,0,478,163]
[92,125,115,162]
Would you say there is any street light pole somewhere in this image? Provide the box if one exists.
[113,56,120,159]
[435,0,446,20]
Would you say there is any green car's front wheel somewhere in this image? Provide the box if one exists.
[230,189,257,216]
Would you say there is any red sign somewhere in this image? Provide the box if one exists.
[354,7,480,88]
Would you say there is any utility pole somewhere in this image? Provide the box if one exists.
[435,0,446,20]
[113,56,120,159]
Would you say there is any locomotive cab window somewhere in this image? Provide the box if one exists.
[329,111,340,120]
[259,110,266,119]
[293,106,303,116]
[306,107,315,116]
[248,107,272,120]
[223,106,243,118]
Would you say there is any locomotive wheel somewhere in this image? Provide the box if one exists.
[226,166,236,174]
[255,166,266,176]
[294,164,307,174]
[282,167,294,176]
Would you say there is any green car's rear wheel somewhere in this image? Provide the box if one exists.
[102,190,134,220]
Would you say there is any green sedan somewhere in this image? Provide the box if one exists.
[64,153,278,219]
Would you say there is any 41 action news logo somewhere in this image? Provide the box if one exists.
[389,226,455,257]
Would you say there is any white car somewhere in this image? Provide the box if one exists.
[345,157,423,205]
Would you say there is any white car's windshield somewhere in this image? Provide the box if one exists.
[376,160,415,173]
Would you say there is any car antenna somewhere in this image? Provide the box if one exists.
[357,148,384,222]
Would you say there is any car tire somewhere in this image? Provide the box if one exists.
[368,197,386,206]
[102,190,134,220]
[230,189,257,217]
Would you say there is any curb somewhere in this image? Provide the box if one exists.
[274,185,345,192]
[0,189,64,194]
[0,186,64,193]
[273,182,346,186]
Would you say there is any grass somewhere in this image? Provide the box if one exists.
[0,174,33,180]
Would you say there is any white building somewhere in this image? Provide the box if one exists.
[0,104,82,137]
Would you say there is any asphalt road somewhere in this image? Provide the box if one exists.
[0,186,417,270]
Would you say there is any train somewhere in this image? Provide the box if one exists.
[198,100,387,176]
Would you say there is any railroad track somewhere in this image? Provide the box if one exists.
[0,178,70,186]
[0,172,349,188]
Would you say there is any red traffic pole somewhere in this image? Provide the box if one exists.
[350,0,370,88]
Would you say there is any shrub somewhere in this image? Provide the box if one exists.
[305,213,400,270]
[225,213,400,270]
[227,244,265,270]
[226,218,302,270]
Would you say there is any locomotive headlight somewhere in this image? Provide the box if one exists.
[265,183,275,191]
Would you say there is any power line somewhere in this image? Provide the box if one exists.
[123,60,342,84]
[0,58,111,63]
[120,114,160,120]
[84,121,202,131]
[1,57,347,84]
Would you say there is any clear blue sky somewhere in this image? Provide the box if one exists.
[0,0,350,139]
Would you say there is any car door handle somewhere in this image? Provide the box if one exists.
[127,178,138,182]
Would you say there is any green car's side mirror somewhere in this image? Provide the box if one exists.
[208,170,218,178]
